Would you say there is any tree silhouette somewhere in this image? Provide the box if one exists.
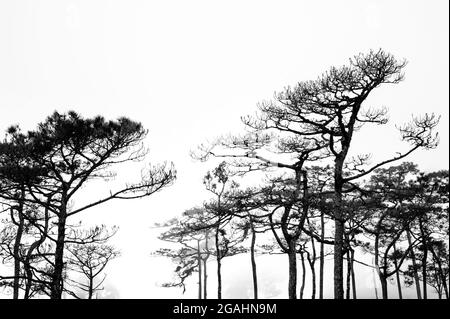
[65,226,120,299]
[197,49,440,298]
[1,111,175,299]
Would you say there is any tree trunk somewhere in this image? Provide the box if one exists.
[333,172,345,299]
[197,240,202,299]
[24,202,50,299]
[287,240,297,299]
[306,249,316,299]
[379,274,388,300]
[24,242,37,299]
[394,267,403,299]
[346,250,351,299]
[372,257,379,299]
[421,254,428,299]
[216,258,222,299]
[203,235,209,299]
[299,250,305,299]
[215,226,222,299]
[442,271,449,299]
[419,218,428,299]
[334,218,345,299]
[319,209,325,299]
[406,230,422,299]
[202,259,208,299]
[393,243,403,299]
[11,206,24,299]
[440,273,448,299]
[88,269,93,299]
[310,234,316,299]
[51,205,67,299]
[24,263,33,299]
[250,222,258,299]
[350,249,357,299]
[374,234,388,299]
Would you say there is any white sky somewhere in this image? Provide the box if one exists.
[0,0,448,298]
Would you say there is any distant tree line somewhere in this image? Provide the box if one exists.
[155,49,448,299]
[0,111,175,298]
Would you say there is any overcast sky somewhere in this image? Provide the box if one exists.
[0,0,448,298]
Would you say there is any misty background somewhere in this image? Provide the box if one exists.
[0,0,448,298]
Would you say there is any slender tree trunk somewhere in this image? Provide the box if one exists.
[334,206,344,298]
[88,270,93,299]
[346,250,351,299]
[24,202,50,299]
[419,218,428,299]
[203,259,208,299]
[216,257,222,299]
[24,243,38,299]
[311,262,316,300]
[319,210,325,299]
[394,267,403,299]
[433,266,442,299]
[374,234,388,299]
[406,230,422,299]
[334,219,345,298]
[372,257,379,299]
[287,240,297,299]
[393,243,403,299]
[51,203,67,299]
[250,222,258,299]
[11,206,24,299]
[215,226,222,299]
[306,248,316,299]
[24,263,33,299]
[203,235,209,299]
[443,275,449,300]
[299,250,306,299]
[333,163,345,299]
[350,249,356,299]
[422,255,428,299]
[197,240,202,299]
[379,274,388,300]
[310,234,316,299]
